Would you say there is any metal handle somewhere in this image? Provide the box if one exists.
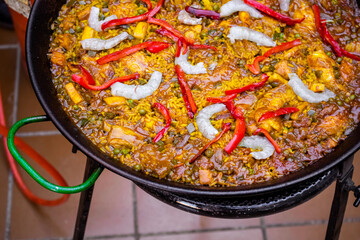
[7,115,103,194]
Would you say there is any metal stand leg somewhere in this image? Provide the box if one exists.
[325,155,354,240]
[73,158,99,240]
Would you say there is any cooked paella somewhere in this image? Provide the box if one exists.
[49,0,360,186]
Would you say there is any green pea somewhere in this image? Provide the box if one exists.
[139,78,147,85]
[336,57,343,63]
[315,70,323,78]
[295,33,300,38]
[121,147,131,155]
[79,118,89,127]
[279,33,284,40]
[105,112,115,119]
[134,164,142,171]
[173,82,180,88]
[137,8,146,14]
[200,31,208,39]
[139,108,147,116]
[113,148,120,155]
[326,51,332,56]
[213,4,220,11]
[334,70,340,79]
[345,98,350,104]
[350,94,356,100]
[248,168,255,175]
[156,140,165,151]
[75,25,82,33]
[337,100,343,106]
[205,149,214,158]
[73,104,79,110]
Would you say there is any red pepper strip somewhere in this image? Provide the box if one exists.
[175,64,197,118]
[224,101,243,119]
[141,0,152,9]
[224,109,246,154]
[190,44,218,52]
[312,5,324,38]
[175,39,182,57]
[97,41,168,64]
[145,42,171,53]
[243,0,304,26]
[258,107,299,122]
[72,73,140,91]
[152,102,172,143]
[225,74,269,95]
[74,65,96,85]
[148,18,195,44]
[207,93,237,104]
[254,128,281,153]
[185,6,220,20]
[182,41,188,55]
[247,39,302,74]
[156,27,180,42]
[101,13,149,30]
[148,0,164,18]
[189,123,231,163]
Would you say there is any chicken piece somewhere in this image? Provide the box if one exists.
[109,1,137,18]
[120,51,148,75]
[50,51,66,66]
[307,50,345,91]
[340,59,356,82]
[275,60,292,80]
[108,125,145,147]
[78,6,91,20]
[81,56,114,85]
[293,0,316,39]
[59,16,76,30]
[58,33,75,50]
[316,115,346,136]
[199,169,213,185]
[345,40,360,54]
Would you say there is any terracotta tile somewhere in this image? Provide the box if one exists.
[136,187,260,234]
[140,229,263,240]
[0,48,17,125]
[85,171,134,237]
[345,151,360,219]
[0,144,9,235]
[339,221,360,240]
[0,28,18,45]
[16,65,58,133]
[267,225,326,240]
[10,134,87,239]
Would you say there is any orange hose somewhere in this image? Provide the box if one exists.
[0,88,69,206]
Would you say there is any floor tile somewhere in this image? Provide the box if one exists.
[136,187,260,234]
[339,221,360,240]
[0,28,18,45]
[267,225,326,240]
[345,151,360,219]
[0,144,10,236]
[10,134,87,239]
[85,171,135,237]
[140,229,263,240]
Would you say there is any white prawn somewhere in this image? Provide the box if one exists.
[220,0,263,18]
[175,47,207,74]
[178,9,202,25]
[239,136,275,159]
[88,7,117,32]
[196,104,227,139]
[227,26,276,47]
[81,32,129,50]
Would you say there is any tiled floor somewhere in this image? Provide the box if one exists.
[1,26,360,240]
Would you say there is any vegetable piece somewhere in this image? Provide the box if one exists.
[152,102,172,143]
[178,9,202,25]
[227,26,276,47]
[247,39,301,74]
[156,27,179,42]
[288,73,336,103]
[207,93,237,103]
[258,107,299,122]
[225,74,268,95]
[111,71,162,100]
[103,96,127,106]
[224,108,245,154]
[97,41,170,64]
[189,123,231,163]
[243,0,304,25]
[81,26,95,40]
[175,65,197,118]
[101,13,149,30]
[254,128,281,153]
[148,17,194,44]
[72,73,140,91]
[134,22,149,39]
[199,169,212,185]
[175,47,207,74]
[196,104,227,140]
[73,65,95,85]
[239,136,275,159]
[148,0,165,18]
[312,5,360,61]
[185,6,220,20]
[219,0,263,18]
[88,7,117,32]
[81,32,129,50]
[224,101,243,119]
[65,83,83,104]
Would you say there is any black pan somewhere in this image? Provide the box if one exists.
[26,0,360,198]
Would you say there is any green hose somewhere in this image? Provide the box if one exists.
[7,115,103,194]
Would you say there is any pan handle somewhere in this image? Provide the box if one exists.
[7,115,103,194]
